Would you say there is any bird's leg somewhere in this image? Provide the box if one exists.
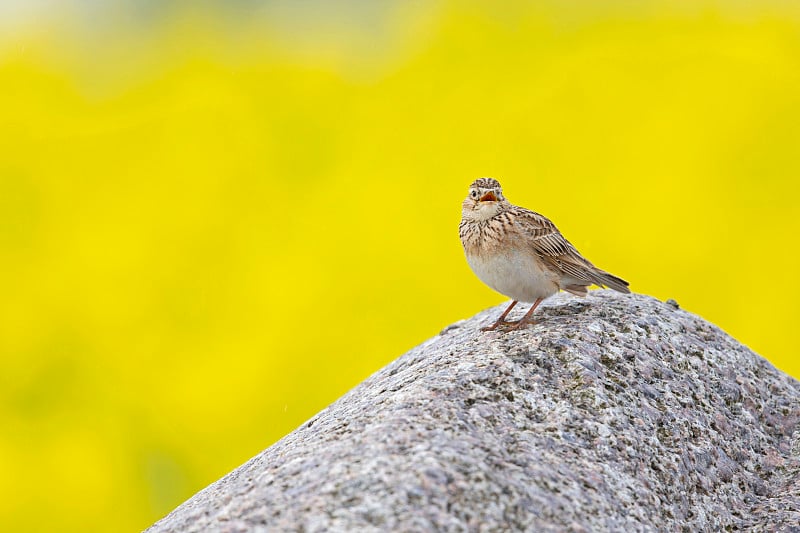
[481,301,518,331]
[507,298,544,330]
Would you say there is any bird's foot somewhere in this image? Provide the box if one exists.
[504,318,537,330]
[481,319,537,332]
[481,320,515,332]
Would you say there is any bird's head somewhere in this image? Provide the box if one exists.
[462,177,506,221]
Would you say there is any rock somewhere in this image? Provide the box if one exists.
[145,291,800,532]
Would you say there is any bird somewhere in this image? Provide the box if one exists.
[459,177,630,331]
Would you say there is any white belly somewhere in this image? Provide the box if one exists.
[467,249,559,302]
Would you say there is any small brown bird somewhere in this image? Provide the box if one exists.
[459,177,630,331]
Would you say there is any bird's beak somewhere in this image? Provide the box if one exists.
[479,191,497,202]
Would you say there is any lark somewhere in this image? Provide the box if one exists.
[459,177,630,331]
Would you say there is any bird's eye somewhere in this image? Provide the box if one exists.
[470,190,479,199]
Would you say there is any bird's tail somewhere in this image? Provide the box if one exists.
[594,269,630,293]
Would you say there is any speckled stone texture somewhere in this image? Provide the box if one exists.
[146,291,800,533]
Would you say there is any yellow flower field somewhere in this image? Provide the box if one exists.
[1,2,799,531]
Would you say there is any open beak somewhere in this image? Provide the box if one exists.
[479,191,497,202]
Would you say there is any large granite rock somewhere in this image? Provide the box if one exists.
[146,291,800,532]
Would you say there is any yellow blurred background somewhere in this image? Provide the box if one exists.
[1,1,799,530]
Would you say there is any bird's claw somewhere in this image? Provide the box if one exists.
[481,319,537,332]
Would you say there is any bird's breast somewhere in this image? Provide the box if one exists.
[465,246,559,303]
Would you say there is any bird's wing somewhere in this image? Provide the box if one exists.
[512,207,599,283]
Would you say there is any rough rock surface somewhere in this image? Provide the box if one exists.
[146,292,800,532]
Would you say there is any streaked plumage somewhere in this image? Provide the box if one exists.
[459,177,630,330]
